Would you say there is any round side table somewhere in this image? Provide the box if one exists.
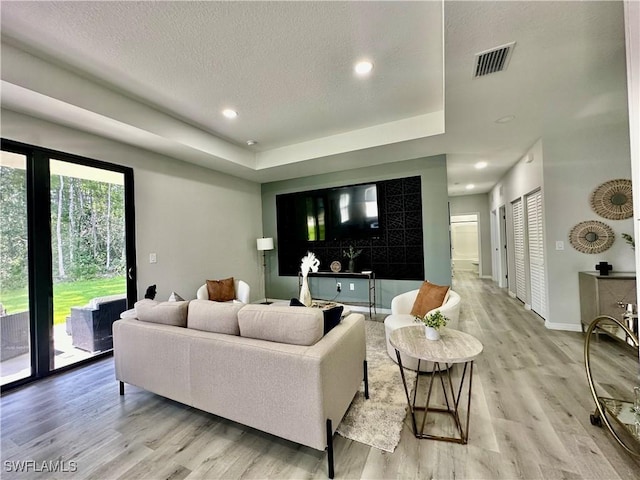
[389,325,483,443]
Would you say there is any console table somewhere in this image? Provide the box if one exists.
[298,271,376,318]
[579,271,637,344]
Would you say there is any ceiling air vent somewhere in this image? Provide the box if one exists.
[474,42,515,78]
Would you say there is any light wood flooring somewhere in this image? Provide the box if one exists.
[2,271,639,479]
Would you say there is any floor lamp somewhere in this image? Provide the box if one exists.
[257,237,274,304]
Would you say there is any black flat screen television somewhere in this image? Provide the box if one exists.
[276,183,381,242]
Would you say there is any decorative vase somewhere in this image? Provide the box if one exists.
[348,259,355,273]
[300,275,312,307]
[425,325,440,341]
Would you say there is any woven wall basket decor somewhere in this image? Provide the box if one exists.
[569,220,615,254]
[589,179,633,220]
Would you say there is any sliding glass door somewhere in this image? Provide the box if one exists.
[50,160,128,370]
[0,152,32,385]
[0,140,136,389]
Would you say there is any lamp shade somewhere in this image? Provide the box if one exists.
[257,237,274,251]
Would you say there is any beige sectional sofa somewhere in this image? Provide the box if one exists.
[113,299,368,478]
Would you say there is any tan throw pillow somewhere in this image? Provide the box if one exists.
[206,277,236,302]
[410,281,450,318]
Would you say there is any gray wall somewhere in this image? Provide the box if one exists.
[449,193,492,278]
[543,123,634,330]
[261,155,451,310]
[2,109,265,303]
[490,127,633,331]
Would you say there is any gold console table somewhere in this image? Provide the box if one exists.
[584,315,640,458]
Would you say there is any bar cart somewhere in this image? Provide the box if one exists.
[584,314,640,458]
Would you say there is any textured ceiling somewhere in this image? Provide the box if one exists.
[0,1,630,196]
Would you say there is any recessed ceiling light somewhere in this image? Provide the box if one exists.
[465,184,475,190]
[222,109,238,119]
[475,161,488,169]
[495,115,515,124]
[246,140,257,146]
[354,61,373,76]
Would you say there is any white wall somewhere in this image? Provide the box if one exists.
[451,220,478,269]
[490,129,634,331]
[624,0,640,365]
[544,124,633,330]
[1,109,265,302]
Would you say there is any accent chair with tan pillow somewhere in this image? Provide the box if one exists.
[196,279,251,304]
[409,280,450,318]
[383,284,461,372]
[206,277,236,302]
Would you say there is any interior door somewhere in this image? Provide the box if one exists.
[512,198,526,302]
[527,189,547,319]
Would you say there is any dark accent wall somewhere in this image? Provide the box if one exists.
[261,155,451,309]
[277,176,424,280]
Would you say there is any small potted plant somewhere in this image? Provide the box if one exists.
[343,245,362,272]
[416,310,448,340]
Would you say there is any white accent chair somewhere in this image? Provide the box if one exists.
[196,280,251,304]
[384,289,461,371]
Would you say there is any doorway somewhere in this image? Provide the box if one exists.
[450,214,480,276]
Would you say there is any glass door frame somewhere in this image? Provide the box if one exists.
[1,139,137,391]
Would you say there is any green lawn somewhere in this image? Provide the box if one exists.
[0,276,126,325]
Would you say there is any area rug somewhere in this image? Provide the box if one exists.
[336,320,416,453]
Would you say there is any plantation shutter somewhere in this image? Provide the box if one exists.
[512,198,526,302]
[527,190,547,319]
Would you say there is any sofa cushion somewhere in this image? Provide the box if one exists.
[135,299,189,327]
[206,277,236,302]
[289,298,343,335]
[238,304,323,346]
[410,281,450,318]
[187,299,242,335]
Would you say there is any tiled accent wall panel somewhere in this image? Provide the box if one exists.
[278,176,424,280]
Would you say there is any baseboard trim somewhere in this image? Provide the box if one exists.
[508,291,516,298]
[524,303,532,311]
[347,305,391,315]
[545,321,582,332]
[480,275,492,279]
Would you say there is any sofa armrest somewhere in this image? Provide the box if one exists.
[304,313,366,431]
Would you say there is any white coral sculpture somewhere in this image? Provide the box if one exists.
[300,251,320,277]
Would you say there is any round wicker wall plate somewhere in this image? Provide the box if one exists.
[330,261,342,272]
[569,220,615,254]
[590,179,633,220]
